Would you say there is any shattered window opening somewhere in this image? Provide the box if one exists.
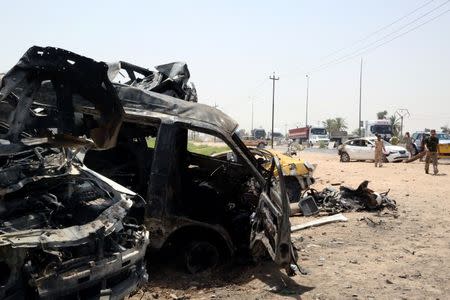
[187,130,232,157]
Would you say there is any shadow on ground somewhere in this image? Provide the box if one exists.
[140,255,314,299]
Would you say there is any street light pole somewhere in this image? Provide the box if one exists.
[358,58,363,137]
[269,72,279,149]
[251,98,254,134]
[305,75,309,127]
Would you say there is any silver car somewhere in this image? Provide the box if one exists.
[338,137,409,163]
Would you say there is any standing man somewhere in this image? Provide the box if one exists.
[404,132,414,158]
[424,129,439,175]
[374,134,386,167]
[419,134,427,162]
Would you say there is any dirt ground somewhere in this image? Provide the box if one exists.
[131,150,450,300]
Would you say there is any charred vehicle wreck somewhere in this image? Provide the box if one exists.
[0,46,298,298]
[0,48,149,299]
[83,60,298,276]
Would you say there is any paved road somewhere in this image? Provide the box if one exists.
[271,144,338,156]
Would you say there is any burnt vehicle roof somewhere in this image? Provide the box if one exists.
[1,46,238,137]
[35,80,239,135]
[113,85,239,134]
[0,46,124,149]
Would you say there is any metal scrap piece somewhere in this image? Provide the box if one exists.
[291,213,348,232]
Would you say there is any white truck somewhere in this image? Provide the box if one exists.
[364,120,393,141]
[288,126,330,146]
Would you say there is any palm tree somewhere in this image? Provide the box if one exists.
[334,117,348,132]
[322,119,336,135]
[377,111,388,120]
[389,115,400,136]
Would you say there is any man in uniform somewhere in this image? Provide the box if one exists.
[404,132,414,158]
[374,134,386,167]
[424,129,439,175]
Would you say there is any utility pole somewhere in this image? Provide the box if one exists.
[249,97,254,134]
[269,72,279,149]
[251,100,254,134]
[395,109,410,137]
[358,58,363,137]
[305,74,310,127]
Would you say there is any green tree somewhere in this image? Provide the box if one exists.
[441,124,449,134]
[334,117,348,132]
[322,117,348,135]
[377,110,388,120]
[322,119,337,135]
[389,115,400,136]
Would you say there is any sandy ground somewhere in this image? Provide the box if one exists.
[131,150,450,300]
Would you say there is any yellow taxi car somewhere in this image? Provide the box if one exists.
[439,143,450,158]
[255,148,315,202]
[214,148,315,202]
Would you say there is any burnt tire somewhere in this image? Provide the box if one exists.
[184,241,220,274]
[340,152,350,162]
[285,176,301,203]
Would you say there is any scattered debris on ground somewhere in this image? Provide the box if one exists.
[295,180,397,215]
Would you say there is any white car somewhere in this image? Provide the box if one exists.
[338,137,409,163]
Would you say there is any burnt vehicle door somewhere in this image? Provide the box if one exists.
[233,136,298,275]
[144,123,245,273]
[144,122,296,274]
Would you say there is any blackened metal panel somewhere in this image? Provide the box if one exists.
[146,122,187,218]
[0,46,124,149]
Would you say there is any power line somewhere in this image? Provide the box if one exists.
[248,1,450,105]
[248,78,267,94]
[311,2,450,73]
[321,0,436,61]
[286,0,439,78]
[311,0,450,73]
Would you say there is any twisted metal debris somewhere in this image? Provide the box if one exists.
[303,181,397,215]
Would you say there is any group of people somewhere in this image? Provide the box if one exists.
[373,129,440,175]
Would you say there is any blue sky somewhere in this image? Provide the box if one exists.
[1,0,449,133]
